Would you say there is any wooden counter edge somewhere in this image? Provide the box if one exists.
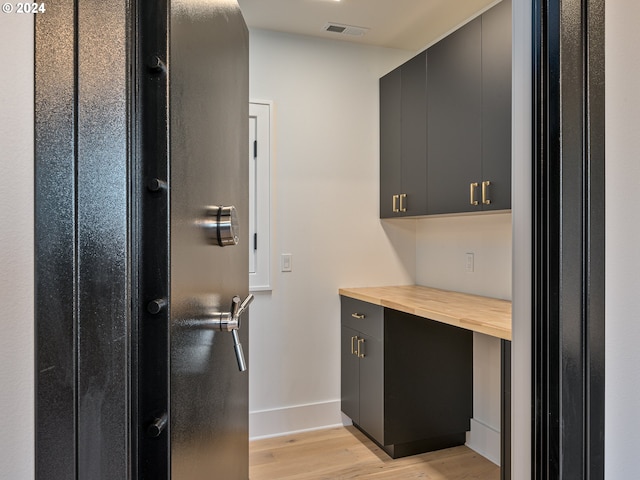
[339,286,512,341]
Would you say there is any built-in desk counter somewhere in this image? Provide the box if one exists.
[338,285,512,341]
[339,285,512,477]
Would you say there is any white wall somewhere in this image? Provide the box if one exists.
[248,29,511,466]
[605,1,640,477]
[416,213,512,300]
[0,14,35,480]
[415,213,511,463]
[247,29,417,437]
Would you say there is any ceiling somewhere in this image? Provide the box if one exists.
[237,0,501,52]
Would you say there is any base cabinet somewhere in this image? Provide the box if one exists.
[341,325,384,442]
[340,296,473,458]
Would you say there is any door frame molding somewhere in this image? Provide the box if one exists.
[34,0,606,478]
[532,0,605,478]
[34,0,132,478]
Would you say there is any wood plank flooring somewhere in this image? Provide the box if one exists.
[250,426,500,479]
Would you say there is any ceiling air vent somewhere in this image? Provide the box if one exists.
[322,22,370,37]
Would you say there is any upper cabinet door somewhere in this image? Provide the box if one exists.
[400,52,428,217]
[380,68,402,218]
[426,18,483,215]
[481,0,512,211]
[380,52,427,218]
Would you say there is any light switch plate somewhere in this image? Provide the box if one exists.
[465,252,474,273]
[281,253,292,272]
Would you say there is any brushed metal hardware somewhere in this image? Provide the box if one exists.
[198,205,240,247]
[470,182,479,206]
[229,295,253,372]
[399,193,407,212]
[392,194,399,213]
[482,180,491,205]
[357,338,365,358]
[231,330,246,372]
[351,313,366,319]
[182,294,254,371]
[351,336,358,355]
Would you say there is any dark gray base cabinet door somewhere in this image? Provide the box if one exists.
[356,331,384,443]
[340,326,360,424]
[340,298,385,445]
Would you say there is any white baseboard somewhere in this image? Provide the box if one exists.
[466,418,501,465]
[249,400,344,440]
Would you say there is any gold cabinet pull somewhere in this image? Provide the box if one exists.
[469,182,479,206]
[351,313,365,319]
[482,180,491,205]
[399,193,407,212]
[357,338,365,358]
[351,336,358,355]
[392,194,399,213]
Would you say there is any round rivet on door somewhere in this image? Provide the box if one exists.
[147,178,167,192]
[148,55,166,74]
[147,413,168,437]
[147,298,167,315]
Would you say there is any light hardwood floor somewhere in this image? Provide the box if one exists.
[250,426,500,479]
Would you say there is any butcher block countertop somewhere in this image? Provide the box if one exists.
[339,285,512,341]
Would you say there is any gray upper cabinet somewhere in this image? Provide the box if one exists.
[380,52,427,218]
[427,0,512,215]
[380,0,511,218]
[380,68,402,218]
[426,17,483,215]
[481,0,512,212]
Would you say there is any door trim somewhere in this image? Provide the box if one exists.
[532,0,605,478]
[35,0,132,478]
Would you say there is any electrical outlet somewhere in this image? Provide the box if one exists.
[465,253,474,273]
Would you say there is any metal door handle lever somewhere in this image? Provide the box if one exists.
[205,294,253,333]
[188,294,254,371]
[231,329,246,372]
[226,294,253,371]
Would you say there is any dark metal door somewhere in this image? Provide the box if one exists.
[168,2,250,479]
[35,1,249,477]
[136,0,250,478]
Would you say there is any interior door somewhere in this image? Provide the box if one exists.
[168,1,250,479]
